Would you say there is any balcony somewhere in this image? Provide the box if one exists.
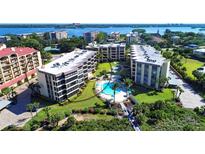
[1,63,10,67]
[11,60,18,63]
[4,72,12,76]
[2,67,11,72]
[20,59,26,62]
[12,64,19,68]
[10,57,17,61]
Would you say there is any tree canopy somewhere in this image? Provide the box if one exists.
[96,32,107,43]
[59,37,86,52]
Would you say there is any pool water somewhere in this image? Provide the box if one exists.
[101,82,127,96]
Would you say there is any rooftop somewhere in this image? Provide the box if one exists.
[87,43,126,48]
[194,48,205,53]
[197,66,205,73]
[126,32,138,37]
[44,46,60,52]
[0,47,37,58]
[131,45,167,66]
[49,31,67,33]
[0,99,12,111]
[38,49,97,75]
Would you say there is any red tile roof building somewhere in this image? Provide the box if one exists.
[0,47,42,91]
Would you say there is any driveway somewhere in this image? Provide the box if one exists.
[169,70,205,108]
[0,78,38,130]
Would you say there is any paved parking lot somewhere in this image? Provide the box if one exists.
[169,70,205,108]
[0,79,37,130]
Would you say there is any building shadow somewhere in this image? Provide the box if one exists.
[8,88,32,115]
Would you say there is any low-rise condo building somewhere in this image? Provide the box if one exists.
[37,49,97,102]
[86,43,126,62]
[0,47,42,91]
[193,48,205,57]
[131,45,170,89]
[196,66,205,74]
[0,36,11,43]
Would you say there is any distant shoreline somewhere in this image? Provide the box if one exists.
[0,24,205,29]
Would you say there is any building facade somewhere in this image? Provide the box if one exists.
[83,31,99,43]
[49,31,68,40]
[0,47,42,91]
[0,36,10,43]
[131,45,170,89]
[0,44,6,50]
[37,49,97,102]
[110,32,120,40]
[86,43,126,62]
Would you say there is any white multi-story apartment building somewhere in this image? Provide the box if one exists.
[37,49,97,102]
[86,43,126,62]
[126,32,139,44]
[131,45,170,89]
[0,47,42,91]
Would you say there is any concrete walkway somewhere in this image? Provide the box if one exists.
[169,70,205,108]
[120,102,140,131]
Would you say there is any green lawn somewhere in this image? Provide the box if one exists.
[69,81,104,107]
[24,81,105,130]
[95,62,118,76]
[182,58,204,79]
[133,87,173,104]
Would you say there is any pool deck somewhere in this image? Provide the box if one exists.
[96,75,128,103]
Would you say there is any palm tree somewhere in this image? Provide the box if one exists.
[43,106,51,121]
[159,76,171,88]
[125,49,130,62]
[119,70,127,79]
[111,82,120,104]
[26,103,34,117]
[33,101,40,114]
[123,78,133,97]
[96,52,104,62]
[101,70,108,79]
[176,86,184,99]
[50,113,61,127]
[171,90,176,100]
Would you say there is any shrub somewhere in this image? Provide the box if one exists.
[94,103,101,108]
[82,108,89,114]
[58,102,64,106]
[183,125,194,131]
[88,107,95,114]
[30,120,41,130]
[93,108,100,114]
[107,109,117,116]
[64,111,71,117]
[147,118,158,125]
[2,125,25,131]
[99,109,107,115]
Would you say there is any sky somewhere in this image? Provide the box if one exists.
[0,0,205,23]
